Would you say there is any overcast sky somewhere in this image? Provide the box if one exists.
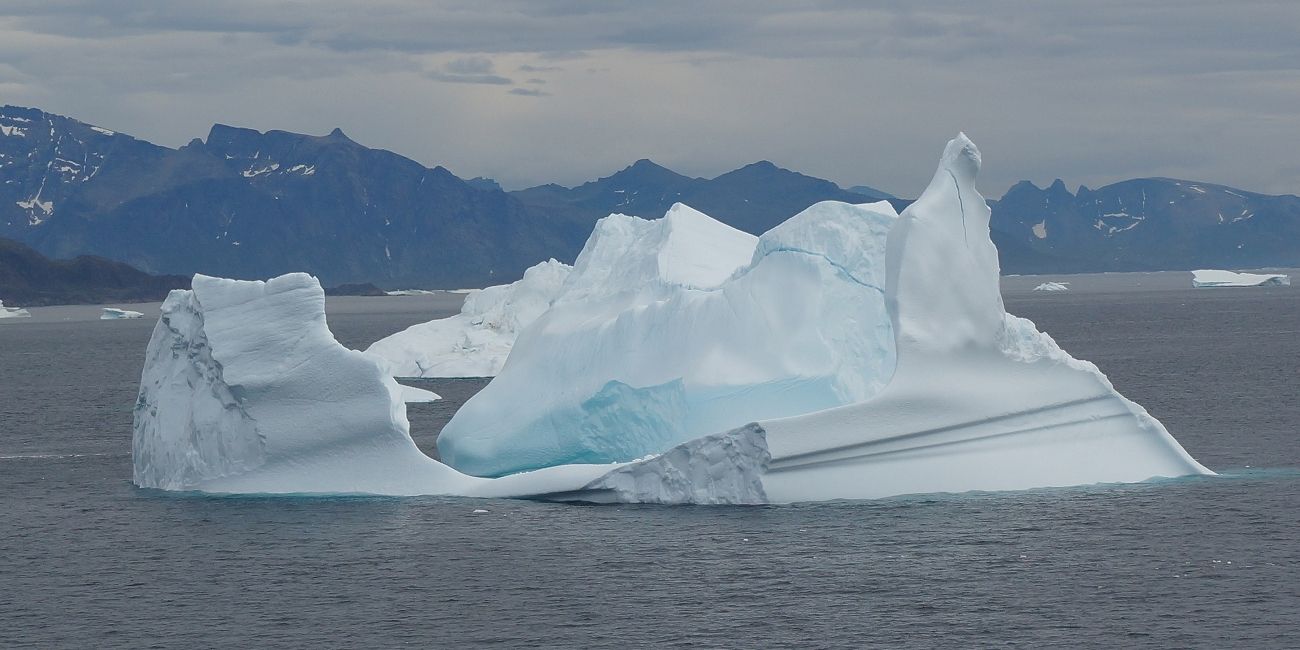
[2,1,1298,197]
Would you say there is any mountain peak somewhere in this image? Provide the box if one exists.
[327,127,350,140]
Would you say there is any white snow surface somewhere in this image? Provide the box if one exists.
[365,259,572,378]
[132,273,752,503]
[1191,269,1290,288]
[132,134,1212,503]
[0,300,32,319]
[1033,282,1070,291]
[101,308,144,320]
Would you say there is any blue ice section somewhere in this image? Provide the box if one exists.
[440,376,849,477]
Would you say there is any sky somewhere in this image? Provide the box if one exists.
[1,1,1298,197]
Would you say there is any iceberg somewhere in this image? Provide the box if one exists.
[0,300,31,319]
[1033,281,1070,291]
[1191,269,1290,288]
[364,259,572,378]
[441,134,1211,494]
[101,307,144,320]
[132,134,1212,503]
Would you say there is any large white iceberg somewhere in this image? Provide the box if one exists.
[132,134,1212,503]
[364,259,572,378]
[1191,269,1290,288]
[1033,282,1070,291]
[0,300,31,319]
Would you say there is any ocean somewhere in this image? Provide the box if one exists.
[1,274,1297,648]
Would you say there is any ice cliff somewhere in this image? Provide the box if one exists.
[133,134,1212,503]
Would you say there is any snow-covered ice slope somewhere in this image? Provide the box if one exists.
[365,259,571,378]
[437,200,892,477]
[101,308,144,319]
[132,273,755,503]
[0,300,31,319]
[1191,269,1290,288]
[759,134,1211,502]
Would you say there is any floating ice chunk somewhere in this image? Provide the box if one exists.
[1191,270,1290,288]
[365,259,571,378]
[437,200,895,477]
[398,384,441,403]
[0,300,32,319]
[101,308,144,320]
[1033,282,1070,291]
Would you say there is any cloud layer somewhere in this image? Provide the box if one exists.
[2,1,1297,195]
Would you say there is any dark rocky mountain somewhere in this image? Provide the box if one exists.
[2,105,585,288]
[3,104,1297,286]
[0,237,188,306]
[990,178,1300,272]
[846,184,895,200]
[511,159,890,236]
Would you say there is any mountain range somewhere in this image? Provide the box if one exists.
[3,104,1297,289]
[0,236,188,306]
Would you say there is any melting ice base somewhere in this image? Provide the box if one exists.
[132,135,1212,503]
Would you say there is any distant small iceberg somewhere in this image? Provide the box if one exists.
[384,289,439,296]
[101,307,144,320]
[0,300,32,319]
[1033,282,1070,292]
[1192,270,1290,288]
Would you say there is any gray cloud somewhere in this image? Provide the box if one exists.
[0,1,1297,195]
[508,87,549,97]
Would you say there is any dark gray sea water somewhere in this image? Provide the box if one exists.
[2,275,1298,648]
